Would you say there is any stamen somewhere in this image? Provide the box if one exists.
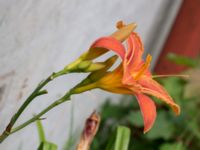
[134,54,152,80]
[152,74,189,79]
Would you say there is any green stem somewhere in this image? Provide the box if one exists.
[0,58,98,143]
[0,69,68,143]
[11,70,66,128]
[0,75,95,143]
[13,92,71,134]
[0,90,72,143]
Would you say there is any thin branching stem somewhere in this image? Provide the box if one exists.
[0,69,68,143]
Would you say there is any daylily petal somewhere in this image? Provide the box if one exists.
[83,22,136,60]
[125,32,144,70]
[122,33,147,84]
[90,37,126,59]
[82,47,108,60]
[126,34,134,63]
[136,94,156,133]
[96,64,133,94]
[96,64,123,87]
[134,54,152,80]
[139,76,180,115]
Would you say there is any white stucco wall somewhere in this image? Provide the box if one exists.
[0,0,182,149]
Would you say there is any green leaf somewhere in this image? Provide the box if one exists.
[105,126,131,150]
[159,142,186,150]
[127,111,143,127]
[36,120,58,150]
[146,111,174,140]
[37,142,57,150]
[114,126,131,150]
[105,130,116,150]
[167,53,197,67]
[36,120,46,142]
[188,119,200,141]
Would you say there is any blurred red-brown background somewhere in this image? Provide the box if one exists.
[155,0,200,74]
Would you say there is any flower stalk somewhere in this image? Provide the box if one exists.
[0,22,135,143]
[0,69,67,142]
[0,58,99,143]
[0,57,111,143]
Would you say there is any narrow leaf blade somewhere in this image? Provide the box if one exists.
[36,120,46,142]
[114,126,131,150]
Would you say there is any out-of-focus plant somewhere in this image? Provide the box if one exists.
[90,54,200,150]
[75,111,131,150]
[105,125,131,150]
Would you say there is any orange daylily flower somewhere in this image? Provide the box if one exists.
[83,21,180,133]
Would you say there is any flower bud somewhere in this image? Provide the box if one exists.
[76,111,100,150]
[78,61,92,70]
[71,55,118,94]
[85,63,105,72]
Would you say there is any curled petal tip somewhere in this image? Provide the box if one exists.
[116,21,137,30]
[166,101,180,116]
[143,118,155,134]
[143,117,156,134]
[143,128,150,134]
[173,104,181,116]
[111,22,137,42]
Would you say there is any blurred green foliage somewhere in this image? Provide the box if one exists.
[91,54,200,150]
[167,53,199,68]
[105,126,131,150]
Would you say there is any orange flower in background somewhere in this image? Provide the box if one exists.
[85,21,180,133]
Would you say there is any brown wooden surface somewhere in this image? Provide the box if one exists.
[154,0,200,74]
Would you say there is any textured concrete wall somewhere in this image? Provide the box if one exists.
[0,0,181,149]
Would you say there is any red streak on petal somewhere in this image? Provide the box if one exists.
[125,33,144,68]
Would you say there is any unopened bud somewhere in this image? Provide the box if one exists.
[71,55,118,94]
[88,55,118,82]
[78,61,108,72]
[86,63,105,72]
[76,111,100,150]
[78,61,92,70]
